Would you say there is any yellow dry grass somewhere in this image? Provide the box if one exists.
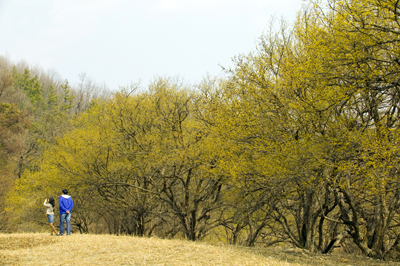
[0,233,397,266]
[0,233,297,266]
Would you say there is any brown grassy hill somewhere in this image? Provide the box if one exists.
[0,233,397,266]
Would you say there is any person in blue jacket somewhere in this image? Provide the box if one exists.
[59,189,74,236]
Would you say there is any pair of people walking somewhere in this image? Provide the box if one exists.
[43,189,74,236]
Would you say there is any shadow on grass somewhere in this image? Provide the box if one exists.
[241,246,399,266]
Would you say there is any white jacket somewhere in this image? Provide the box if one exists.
[44,199,54,215]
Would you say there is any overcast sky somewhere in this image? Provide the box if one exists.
[0,0,304,90]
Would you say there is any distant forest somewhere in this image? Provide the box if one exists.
[2,0,400,260]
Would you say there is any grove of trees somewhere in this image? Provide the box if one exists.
[2,0,400,260]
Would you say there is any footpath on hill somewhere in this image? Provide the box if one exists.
[0,233,398,266]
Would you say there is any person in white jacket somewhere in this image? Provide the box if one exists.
[44,198,58,235]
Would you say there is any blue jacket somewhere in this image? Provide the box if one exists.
[59,195,74,214]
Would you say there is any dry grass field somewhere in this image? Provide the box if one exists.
[0,233,398,266]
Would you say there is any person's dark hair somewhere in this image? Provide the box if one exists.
[48,197,55,208]
[62,189,68,195]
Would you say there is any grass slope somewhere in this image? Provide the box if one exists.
[0,234,397,266]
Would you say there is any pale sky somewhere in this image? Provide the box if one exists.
[0,0,304,90]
